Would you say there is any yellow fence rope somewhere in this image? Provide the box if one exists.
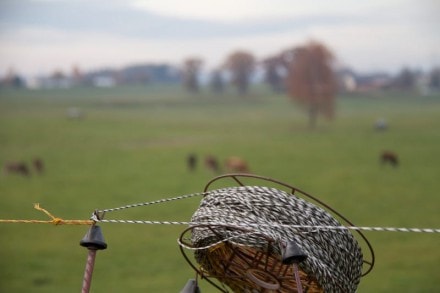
[0,203,94,226]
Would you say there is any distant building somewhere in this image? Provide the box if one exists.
[336,68,357,93]
[92,76,116,88]
[82,63,181,87]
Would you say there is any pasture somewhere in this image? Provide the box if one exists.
[0,85,439,292]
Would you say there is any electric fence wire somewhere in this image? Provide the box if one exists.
[92,189,440,234]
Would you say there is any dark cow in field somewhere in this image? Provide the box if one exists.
[225,156,250,173]
[3,161,30,177]
[187,153,197,172]
[33,158,44,174]
[380,151,399,167]
[205,155,221,174]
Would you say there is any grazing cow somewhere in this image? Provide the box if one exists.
[205,155,221,173]
[3,161,30,177]
[225,156,250,173]
[33,158,44,174]
[380,151,399,167]
[187,153,197,172]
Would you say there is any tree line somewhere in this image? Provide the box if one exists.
[2,40,439,128]
[183,40,337,128]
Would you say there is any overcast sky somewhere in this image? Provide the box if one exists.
[0,0,439,77]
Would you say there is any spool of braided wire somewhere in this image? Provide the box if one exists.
[186,185,364,292]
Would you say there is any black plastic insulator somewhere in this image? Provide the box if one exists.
[180,279,201,293]
[80,225,107,250]
[281,240,308,264]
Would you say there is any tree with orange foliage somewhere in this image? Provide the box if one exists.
[182,57,203,93]
[224,50,255,95]
[286,41,337,128]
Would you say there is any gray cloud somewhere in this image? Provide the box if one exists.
[0,0,438,75]
[0,0,392,40]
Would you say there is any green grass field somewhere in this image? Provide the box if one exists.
[1,85,439,292]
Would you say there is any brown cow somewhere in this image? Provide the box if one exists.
[205,155,221,173]
[380,151,399,167]
[33,158,44,174]
[3,161,30,177]
[225,156,249,173]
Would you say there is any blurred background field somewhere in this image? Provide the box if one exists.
[0,85,439,292]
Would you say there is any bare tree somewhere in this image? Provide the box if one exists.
[262,55,285,93]
[224,50,255,95]
[71,65,83,86]
[429,67,440,90]
[286,41,337,128]
[393,67,416,90]
[182,57,203,93]
[209,69,225,94]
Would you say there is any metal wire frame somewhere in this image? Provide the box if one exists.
[202,173,375,277]
[179,224,323,292]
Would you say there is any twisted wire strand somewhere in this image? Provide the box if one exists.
[93,218,440,233]
[2,197,438,234]
[96,192,205,213]
[92,190,440,233]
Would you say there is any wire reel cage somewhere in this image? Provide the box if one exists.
[179,174,374,292]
